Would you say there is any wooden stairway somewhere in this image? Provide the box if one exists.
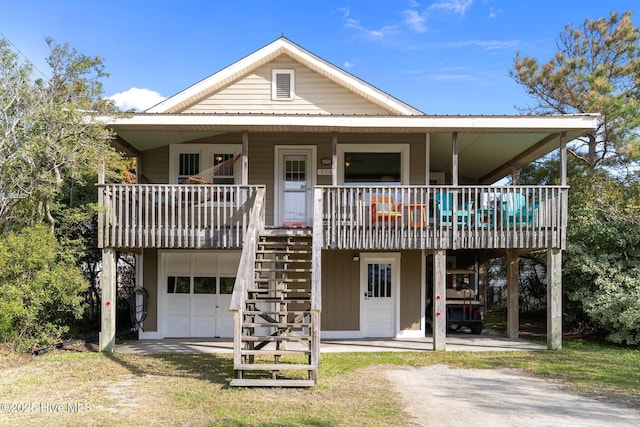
[230,228,318,387]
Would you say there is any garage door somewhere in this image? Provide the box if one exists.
[162,252,238,338]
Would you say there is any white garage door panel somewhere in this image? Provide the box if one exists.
[162,252,238,338]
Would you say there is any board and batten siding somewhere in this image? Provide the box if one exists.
[183,55,392,115]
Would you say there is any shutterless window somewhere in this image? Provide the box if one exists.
[211,153,235,185]
[178,153,199,184]
[344,152,401,185]
[272,69,295,100]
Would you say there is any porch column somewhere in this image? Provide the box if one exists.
[331,133,338,186]
[547,248,563,349]
[451,132,458,186]
[99,248,117,352]
[432,250,447,350]
[241,131,249,185]
[560,132,567,186]
[425,133,430,185]
[506,250,519,339]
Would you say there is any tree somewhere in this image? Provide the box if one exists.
[0,37,122,232]
[512,11,640,170]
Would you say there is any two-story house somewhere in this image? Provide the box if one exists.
[98,37,598,386]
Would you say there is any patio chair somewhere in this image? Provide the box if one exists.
[435,192,474,226]
[502,193,538,226]
[371,196,402,225]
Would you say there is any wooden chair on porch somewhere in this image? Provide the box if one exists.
[434,192,474,226]
[370,196,403,225]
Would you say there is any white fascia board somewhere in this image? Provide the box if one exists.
[105,113,600,132]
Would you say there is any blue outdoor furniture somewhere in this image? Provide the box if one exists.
[435,192,474,226]
[502,193,538,226]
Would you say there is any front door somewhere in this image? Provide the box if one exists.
[360,253,399,337]
[276,147,315,227]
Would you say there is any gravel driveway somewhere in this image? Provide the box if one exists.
[386,365,640,426]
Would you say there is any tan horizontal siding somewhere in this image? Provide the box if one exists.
[184,55,391,115]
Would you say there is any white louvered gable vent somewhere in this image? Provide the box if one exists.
[272,69,295,100]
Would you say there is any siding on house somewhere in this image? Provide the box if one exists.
[183,55,392,115]
[142,248,158,331]
[140,146,169,184]
[400,250,422,331]
[321,250,360,331]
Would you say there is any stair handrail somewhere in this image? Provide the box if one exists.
[230,187,265,366]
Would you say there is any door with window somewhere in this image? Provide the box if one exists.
[276,147,315,227]
[360,253,399,337]
[162,253,237,338]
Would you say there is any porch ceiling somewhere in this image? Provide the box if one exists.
[107,113,599,184]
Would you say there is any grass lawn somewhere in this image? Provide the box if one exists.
[0,340,638,426]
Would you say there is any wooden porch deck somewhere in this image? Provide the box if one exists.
[98,184,567,251]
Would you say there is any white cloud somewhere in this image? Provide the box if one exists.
[343,61,354,69]
[403,9,427,33]
[338,7,350,18]
[344,18,399,39]
[108,87,166,112]
[429,0,474,15]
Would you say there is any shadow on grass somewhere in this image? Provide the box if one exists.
[102,351,236,387]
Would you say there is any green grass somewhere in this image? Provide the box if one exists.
[0,340,638,426]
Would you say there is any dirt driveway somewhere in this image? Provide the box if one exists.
[386,365,640,426]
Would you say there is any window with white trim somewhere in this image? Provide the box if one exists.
[169,144,241,185]
[272,69,295,100]
[337,144,410,186]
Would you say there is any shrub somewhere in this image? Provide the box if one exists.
[0,225,86,351]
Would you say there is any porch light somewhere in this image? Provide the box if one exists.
[352,255,360,262]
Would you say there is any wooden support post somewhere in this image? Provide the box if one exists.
[242,132,249,186]
[331,133,338,187]
[547,248,563,350]
[100,248,117,352]
[424,133,430,185]
[560,132,567,187]
[506,250,519,339]
[451,132,458,186]
[432,250,446,351]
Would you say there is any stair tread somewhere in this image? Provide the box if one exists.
[243,323,310,328]
[241,336,311,342]
[235,363,315,371]
[230,379,315,387]
[248,288,310,293]
[241,349,311,356]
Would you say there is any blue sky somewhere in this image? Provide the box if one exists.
[0,1,637,114]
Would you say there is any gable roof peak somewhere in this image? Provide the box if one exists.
[147,37,423,115]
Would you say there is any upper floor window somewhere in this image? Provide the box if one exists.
[170,144,241,184]
[178,153,200,184]
[272,69,295,100]
[337,144,410,186]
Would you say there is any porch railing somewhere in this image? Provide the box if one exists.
[98,184,265,249]
[316,185,568,250]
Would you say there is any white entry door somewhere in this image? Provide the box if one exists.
[360,253,399,337]
[276,147,315,227]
